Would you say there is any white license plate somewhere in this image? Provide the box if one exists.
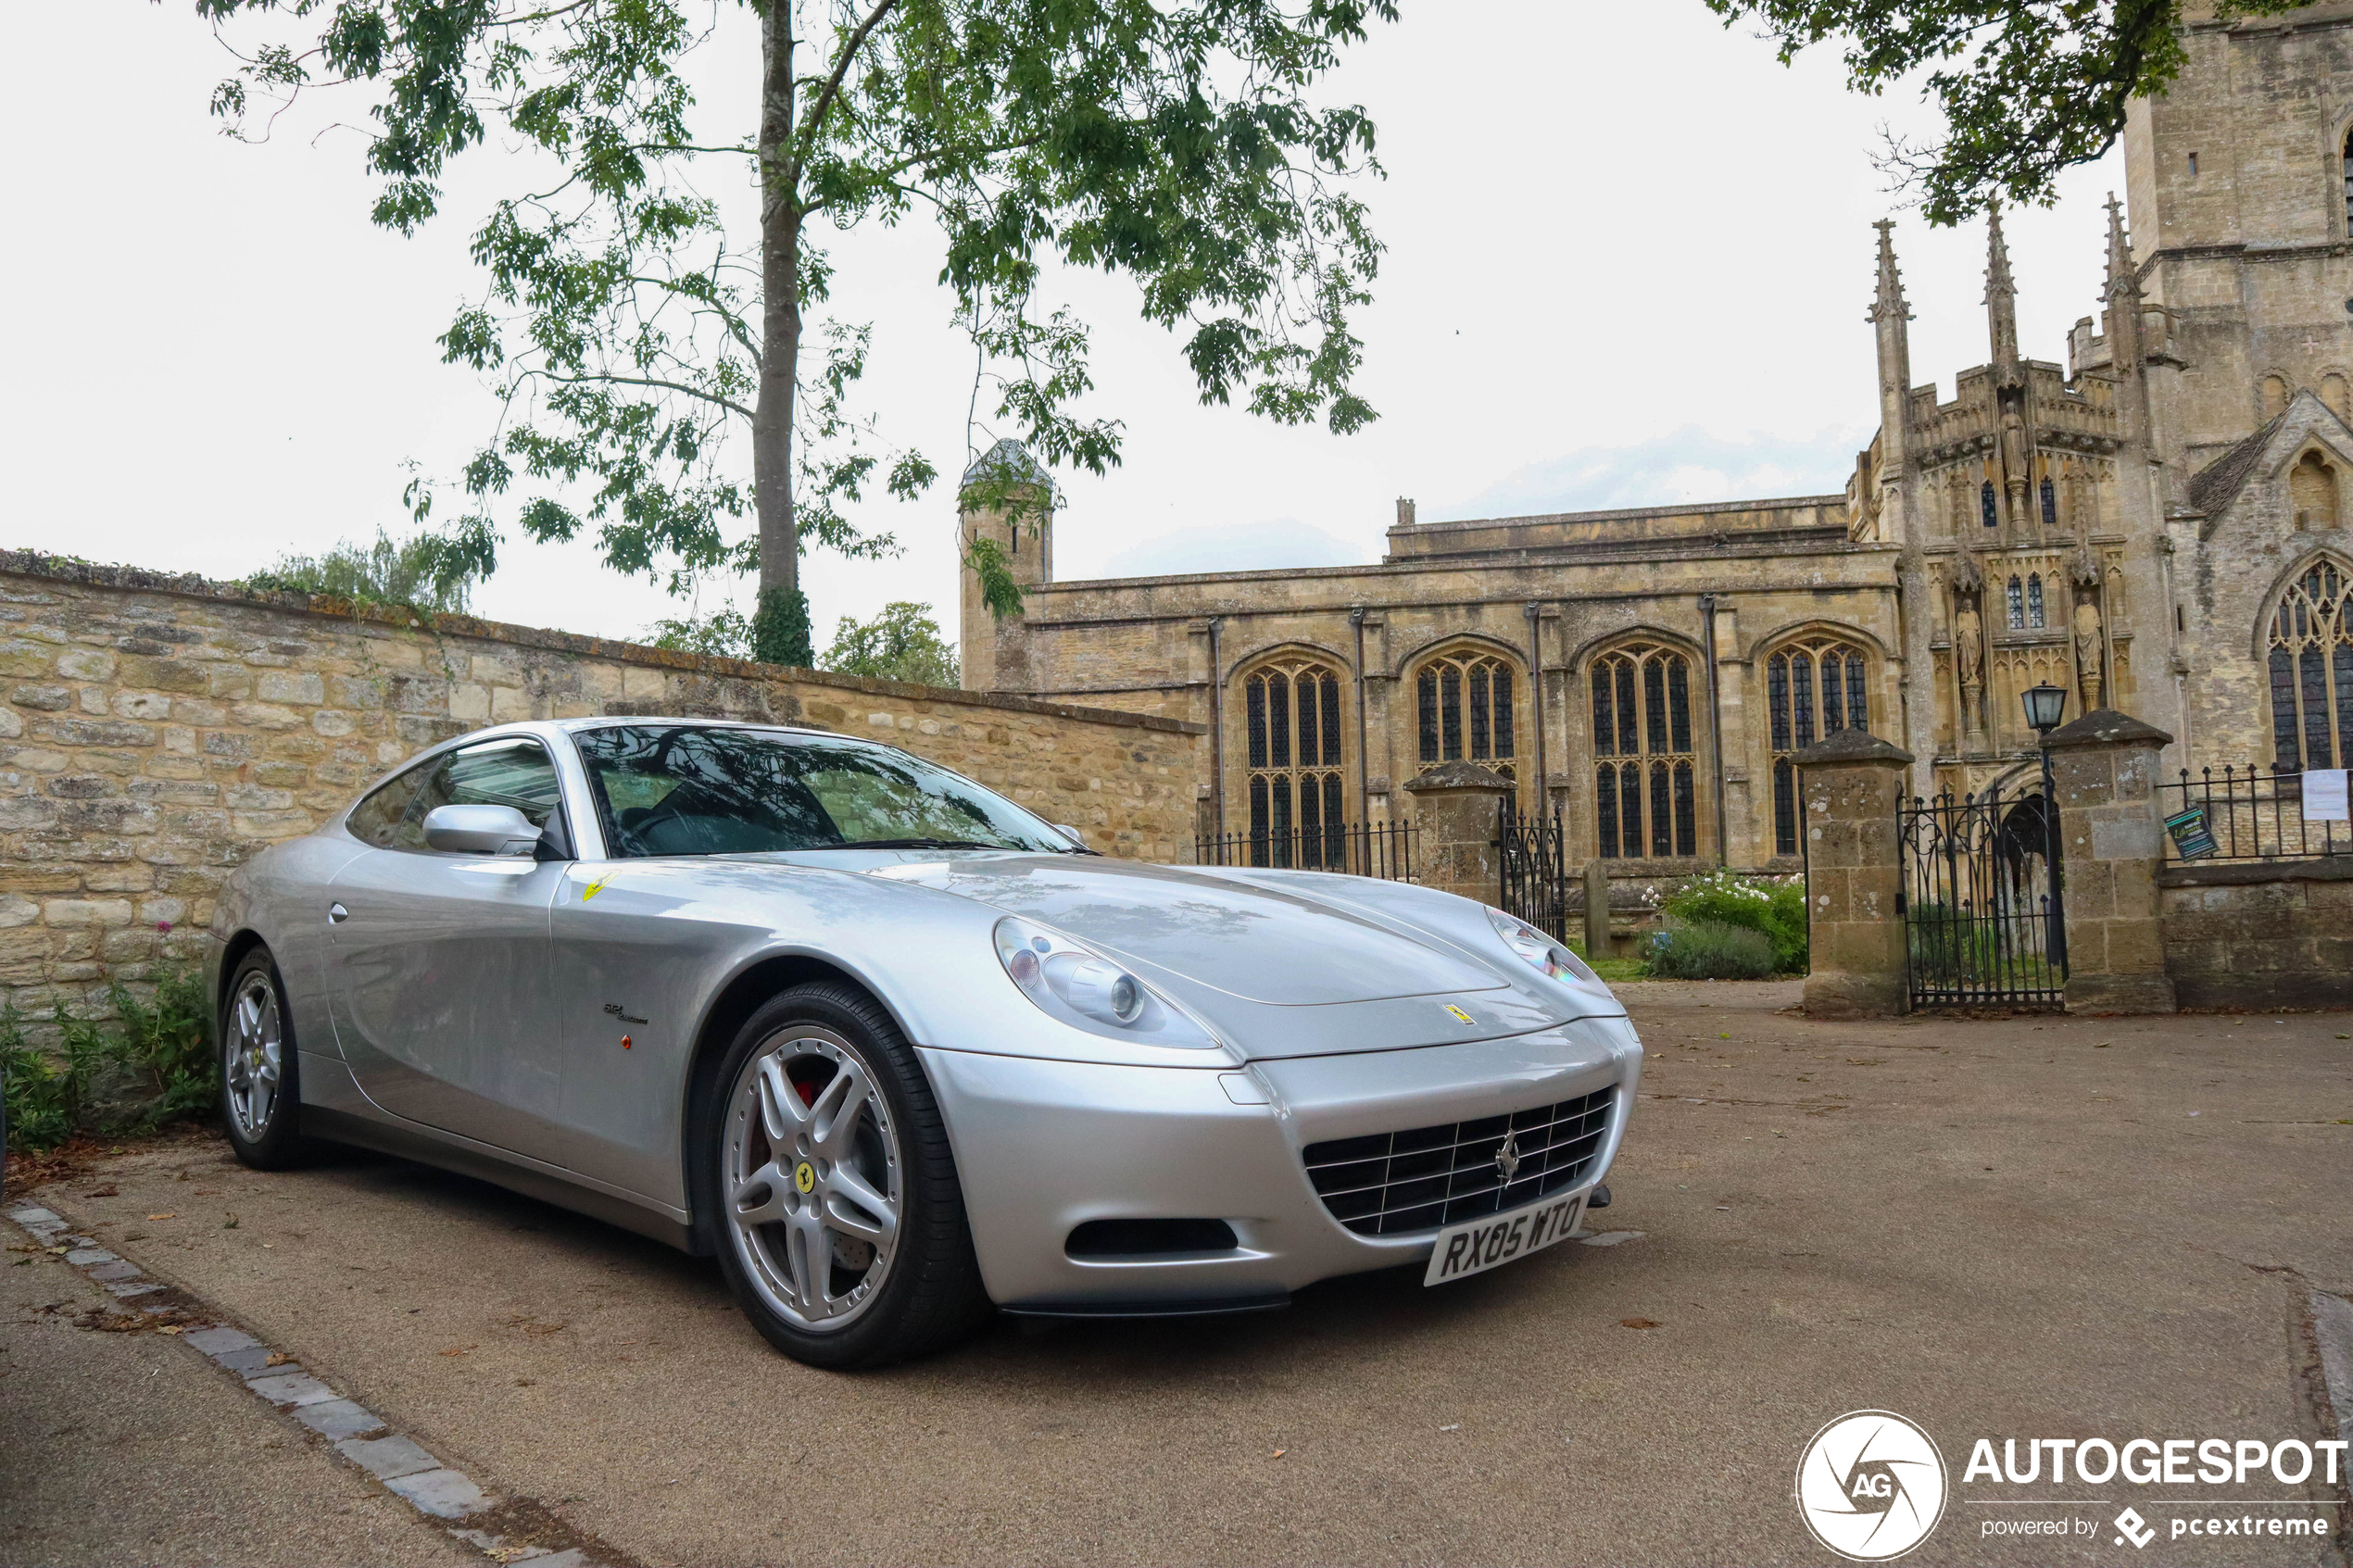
[1423,1192,1586,1286]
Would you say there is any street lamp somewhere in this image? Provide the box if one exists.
[2021,683,2069,736]
[2020,683,2069,974]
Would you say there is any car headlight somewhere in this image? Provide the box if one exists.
[1485,905,1602,986]
[992,915,1224,1048]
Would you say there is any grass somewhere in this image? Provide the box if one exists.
[1564,940,1649,985]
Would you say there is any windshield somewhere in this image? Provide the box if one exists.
[572,724,1076,859]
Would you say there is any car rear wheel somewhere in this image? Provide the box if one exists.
[220,947,311,1170]
[704,983,990,1369]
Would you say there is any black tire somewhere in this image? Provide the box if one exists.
[220,947,311,1171]
[698,982,990,1369]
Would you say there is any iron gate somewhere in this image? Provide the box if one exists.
[1497,802,1571,943]
[1897,782,2067,1008]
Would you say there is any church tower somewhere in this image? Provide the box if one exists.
[2123,2,2353,481]
[955,438,1056,694]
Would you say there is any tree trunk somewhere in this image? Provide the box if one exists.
[753,0,801,609]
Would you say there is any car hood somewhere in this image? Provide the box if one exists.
[850,853,1506,1007]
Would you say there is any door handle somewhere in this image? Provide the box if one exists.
[328,903,348,924]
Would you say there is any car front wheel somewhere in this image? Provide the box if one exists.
[703,982,989,1369]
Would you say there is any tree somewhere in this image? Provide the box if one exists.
[648,604,757,659]
[243,528,483,613]
[822,600,959,685]
[1699,0,2303,226]
[197,0,1392,665]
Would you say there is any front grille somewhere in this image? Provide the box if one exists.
[1302,1085,1616,1236]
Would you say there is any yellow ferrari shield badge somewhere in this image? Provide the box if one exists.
[793,1160,817,1194]
[1443,1004,1476,1025]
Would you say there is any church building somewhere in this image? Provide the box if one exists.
[958,3,2353,874]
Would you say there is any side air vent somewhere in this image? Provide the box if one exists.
[1065,1218,1239,1259]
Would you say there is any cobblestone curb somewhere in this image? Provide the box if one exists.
[6,1198,632,1568]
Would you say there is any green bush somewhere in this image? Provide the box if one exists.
[1656,871,1807,974]
[244,529,480,614]
[1642,920,1780,981]
[1,968,216,1154]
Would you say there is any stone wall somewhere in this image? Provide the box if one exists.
[2158,859,2353,1010]
[0,553,1201,1022]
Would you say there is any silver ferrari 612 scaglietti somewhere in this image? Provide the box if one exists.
[207,718,1643,1367]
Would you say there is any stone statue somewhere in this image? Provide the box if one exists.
[2073,600,2105,711]
[1999,409,2031,515]
[1955,605,1986,740]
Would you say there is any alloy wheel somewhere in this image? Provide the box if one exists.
[722,1027,903,1333]
[225,972,283,1140]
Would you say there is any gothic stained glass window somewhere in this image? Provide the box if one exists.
[1982,482,1999,528]
[1591,642,1698,859]
[1416,649,1517,780]
[2027,574,2046,629]
[2344,125,2353,235]
[1768,637,1871,856]
[2040,475,2058,526]
[2267,559,2353,771]
[2007,577,2025,631]
[1244,658,1347,867]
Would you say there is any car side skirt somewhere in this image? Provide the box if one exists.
[294,1051,705,1257]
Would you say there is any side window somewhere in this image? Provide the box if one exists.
[346,758,439,847]
[392,737,565,853]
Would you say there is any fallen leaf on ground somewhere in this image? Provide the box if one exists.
[438,1346,474,1357]
[1269,1449,1286,1459]
[1620,1317,1661,1329]
[145,1213,175,1221]
[156,1324,183,1335]
[264,1350,292,1367]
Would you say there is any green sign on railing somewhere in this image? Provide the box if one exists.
[2163,804,2218,860]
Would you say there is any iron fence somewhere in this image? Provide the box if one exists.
[1898,782,2067,1009]
[1496,803,1572,943]
[1193,819,1418,880]
[2158,764,2350,864]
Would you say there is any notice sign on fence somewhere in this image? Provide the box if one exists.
[2308,768,2351,822]
[2164,805,2219,859]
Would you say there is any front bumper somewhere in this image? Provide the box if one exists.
[918,1014,1643,1311]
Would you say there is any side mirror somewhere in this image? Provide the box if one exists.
[1054,822,1089,849]
[423,803,542,856]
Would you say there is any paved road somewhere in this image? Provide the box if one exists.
[7,984,2352,1566]
[1,1220,475,1566]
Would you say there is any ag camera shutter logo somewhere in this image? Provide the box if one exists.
[1794,1410,1949,1561]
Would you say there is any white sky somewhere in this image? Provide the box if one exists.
[1,2,2126,654]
